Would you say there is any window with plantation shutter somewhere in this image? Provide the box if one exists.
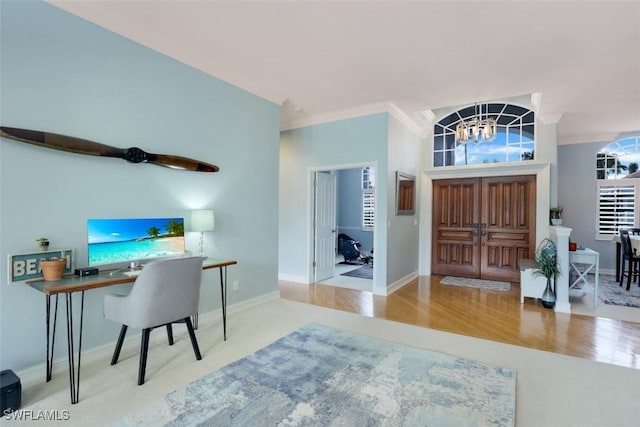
[363,191,375,229]
[361,166,375,229]
[596,181,636,239]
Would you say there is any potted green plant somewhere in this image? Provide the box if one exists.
[550,207,563,225]
[532,242,561,309]
[36,237,50,252]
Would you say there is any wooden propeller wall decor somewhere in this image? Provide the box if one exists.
[0,126,219,172]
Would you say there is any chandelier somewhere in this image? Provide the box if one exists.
[455,103,497,144]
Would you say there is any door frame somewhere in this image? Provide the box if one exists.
[419,163,551,276]
[308,162,379,289]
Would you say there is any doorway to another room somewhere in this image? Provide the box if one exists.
[313,165,375,292]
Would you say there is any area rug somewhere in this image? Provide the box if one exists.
[597,274,640,308]
[340,264,373,279]
[113,324,516,426]
[441,276,512,291]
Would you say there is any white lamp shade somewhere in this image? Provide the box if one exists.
[191,209,215,232]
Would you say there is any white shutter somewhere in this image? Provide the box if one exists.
[362,191,375,229]
[597,182,636,239]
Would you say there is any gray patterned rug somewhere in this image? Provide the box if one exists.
[113,324,516,426]
[597,274,640,308]
[340,264,373,279]
[441,276,512,291]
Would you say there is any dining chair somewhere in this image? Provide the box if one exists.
[619,230,640,291]
[104,256,203,385]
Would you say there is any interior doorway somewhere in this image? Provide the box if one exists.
[313,166,375,291]
[431,175,536,282]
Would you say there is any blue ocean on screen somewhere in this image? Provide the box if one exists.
[88,217,185,266]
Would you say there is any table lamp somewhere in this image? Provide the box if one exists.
[191,209,215,258]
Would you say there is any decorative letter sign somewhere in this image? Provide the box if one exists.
[7,249,74,283]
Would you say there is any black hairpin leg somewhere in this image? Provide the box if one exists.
[220,266,227,341]
[65,291,85,404]
[45,295,59,381]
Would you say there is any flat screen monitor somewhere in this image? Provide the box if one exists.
[88,217,185,267]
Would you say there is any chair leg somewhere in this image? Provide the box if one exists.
[111,325,128,365]
[138,328,151,385]
[620,259,627,287]
[166,324,174,345]
[184,317,202,361]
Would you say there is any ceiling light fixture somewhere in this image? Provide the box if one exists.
[455,103,497,144]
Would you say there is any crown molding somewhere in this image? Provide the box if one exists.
[281,101,428,138]
[539,113,563,125]
[387,103,429,138]
[557,132,619,145]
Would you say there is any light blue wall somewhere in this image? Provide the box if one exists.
[336,169,373,252]
[279,114,388,288]
[0,1,280,372]
[387,115,421,284]
[558,140,617,271]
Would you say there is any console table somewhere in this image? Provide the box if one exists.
[26,258,236,404]
[568,248,599,307]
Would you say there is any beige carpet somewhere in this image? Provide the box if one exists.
[9,296,639,427]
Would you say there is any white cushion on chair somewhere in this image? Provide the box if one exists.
[104,256,203,329]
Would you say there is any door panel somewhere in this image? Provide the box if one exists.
[432,178,481,277]
[314,172,337,281]
[432,175,536,282]
[481,176,536,281]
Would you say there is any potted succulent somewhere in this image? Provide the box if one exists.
[532,240,561,309]
[550,207,563,225]
[36,237,50,252]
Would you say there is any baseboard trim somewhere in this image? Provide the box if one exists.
[278,273,309,284]
[387,271,419,295]
[15,291,281,388]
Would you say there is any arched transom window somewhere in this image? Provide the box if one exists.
[596,136,640,179]
[433,103,535,167]
[595,135,640,239]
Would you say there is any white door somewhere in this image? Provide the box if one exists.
[314,172,337,281]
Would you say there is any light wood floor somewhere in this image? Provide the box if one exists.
[279,275,640,370]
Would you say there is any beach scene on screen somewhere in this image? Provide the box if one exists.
[88,218,185,266]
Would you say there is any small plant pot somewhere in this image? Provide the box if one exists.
[39,242,50,252]
[40,258,66,281]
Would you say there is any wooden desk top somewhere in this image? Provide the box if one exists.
[27,258,237,295]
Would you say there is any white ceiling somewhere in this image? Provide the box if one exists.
[48,0,640,144]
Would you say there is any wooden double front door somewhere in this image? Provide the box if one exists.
[432,175,536,282]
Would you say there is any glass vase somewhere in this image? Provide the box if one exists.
[541,278,556,309]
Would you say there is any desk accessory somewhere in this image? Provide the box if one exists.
[41,258,67,281]
[191,209,215,258]
[0,126,219,172]
[75,267,99,277]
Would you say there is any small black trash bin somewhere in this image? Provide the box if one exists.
[0,370,21,413]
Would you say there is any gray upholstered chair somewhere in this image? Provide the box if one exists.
[104,256,203,385]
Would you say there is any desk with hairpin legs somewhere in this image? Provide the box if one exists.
[27,258,236,404]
